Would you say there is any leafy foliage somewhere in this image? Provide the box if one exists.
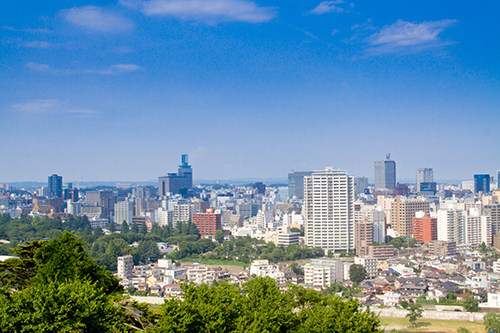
[152,277,381,333]
[406,303,423,327]
[349,264,367,284]
[484,312,500,333]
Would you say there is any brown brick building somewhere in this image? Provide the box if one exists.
[412,213,437,244]
[192,209,222,239]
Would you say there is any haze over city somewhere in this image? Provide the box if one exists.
[1,0,499,183]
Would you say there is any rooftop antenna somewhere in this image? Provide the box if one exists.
[386,153,391,160]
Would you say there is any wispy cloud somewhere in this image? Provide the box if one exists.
[24,41,52,49]
[365,19,457,55]
[12,99,62,114]
[62,6,134,33]
[67,109,99,114]
[26,62,141,75]
[121,0,276,23]
[310,1,346,14]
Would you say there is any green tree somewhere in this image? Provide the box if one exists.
[215,230,225,243]
[484,312,500,333]
[121,220,129,233]
[130,223,139,234]
[457,327,471,333]
[140,222,148,234]
[400,300,409,309]
[349,264,367,284]
[463,296,478,312]
[108,221,116,232]
[406,303,423,328]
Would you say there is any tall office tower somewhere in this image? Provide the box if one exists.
[374,154,396,191]
[304,168,354,253]
[48,174,63,199]
[437,208,466,245]
[288,171,312,199]
[465,208,492,246]
[412,212,437,244]
[114,201,134,225]
[354,177,369,196]
[178,154,193,190]
[391,196,430,238]
[253,182,266,195]
[416,168,434,192]
[474,174,491,193]
[355,220,373,256]
[158,154,193,196]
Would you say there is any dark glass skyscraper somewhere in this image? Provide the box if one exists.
[48,174,63,199]
[474,174,490,193]
[374,154,396,191]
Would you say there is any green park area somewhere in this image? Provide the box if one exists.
[379,317,486,333]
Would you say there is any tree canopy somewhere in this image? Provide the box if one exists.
[349,264,367,284]
[152,277,381,333]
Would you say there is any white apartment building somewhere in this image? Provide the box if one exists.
[354,256,378,279]
[304,168,354,253]
[156,207,174,227]
[114,201,134,225]
[465,208,492,247]
[437,208,465,245]
[249,260,286,284]
[117,255,134,280]
[304,264,335,290]
[173,204,195,224]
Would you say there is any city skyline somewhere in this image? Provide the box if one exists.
[1,1,499,182]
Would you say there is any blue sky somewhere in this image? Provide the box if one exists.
[1,0,499,183]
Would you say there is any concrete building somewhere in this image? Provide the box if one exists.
[355,220,373,256]
[172,203,195,224]
[288,171,312,200]
[374,154,396,191]
[354,256,378,278]
[277,230,300,246]
[354,177,369,196]
[304,260,344,290]
[437,208,466,245]
[368,245,394,260]
[430,240,457,257]
[114,201,134,225]
[158,154,193,196]
[192,209,222,239]
[484,203,500,237]
[249,260,286,284]
[304,168,354,253]
[391,196,430,238]
[416,168,433,192]
[117,255,134,280]
[412,212,437,244]
[465,208,492,246]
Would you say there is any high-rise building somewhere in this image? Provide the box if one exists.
[192,208,222,239]
[416,168,433,192]
[391,196,430,238]
[114,201,134,225]
[374,154,396,191]
[412,212,437,244]
[253,182,266,195]
[465,208,492,246]
[117,255,134,280]
[355,220,373,256]
[288,171,312,199]
[437,208,465,245]
[48,174,63,199]
[178,154,193,190]
[158,154,193,196]
[354,177,369,196]
[304,168,354,253]
[474,174,490,193]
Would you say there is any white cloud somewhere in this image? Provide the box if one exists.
[24,41,51,49]
[25,62,140,75]
[67,109,99,114]
[86,64,141,75]
[122,0,275,23]
[366,19,457,55]
[331,29,340,35]
[12,99,61,114]
[62,6,133,33]
[26,62,51,72]
[310,1,345,14]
